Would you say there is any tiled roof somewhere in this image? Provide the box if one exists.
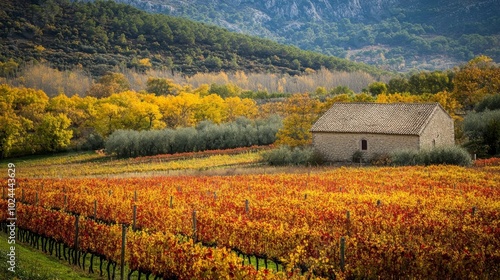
[311,102,445,135]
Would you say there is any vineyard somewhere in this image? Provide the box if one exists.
[12,147,267,178]
[2,163,500,279]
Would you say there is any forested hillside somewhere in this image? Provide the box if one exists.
[0,0,382,77]
[115,0,500,71]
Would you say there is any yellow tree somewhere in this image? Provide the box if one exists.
[375,92,425,103]
[98,91,164,131]
[276,93,322,147]
[352,93,376,102]
[429,90,462,120]
[93,102,125,136]
[35,113,73,152]
[321,94,353,113]
[452,56,500,109]
[195,94,227,124]
[0,84,75,156]
[224,97,258,121]
[157,92,201,128]
[0,85,49,154]
[258,101,286,119]
[48,94,92,129]
[0,111,24,158]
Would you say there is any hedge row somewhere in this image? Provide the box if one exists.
[390,146,473,166]
[105,116,282,157]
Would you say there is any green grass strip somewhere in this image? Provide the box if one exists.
[0,232,96,280]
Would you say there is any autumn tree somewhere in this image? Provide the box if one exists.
[146,77,181,95]
[0,84,74,156]
[93,102,125,136]
[224,97,258,121]
[209,83,242,98]
[35,113,73,152]
[428,90,462,120]
[2,85,49,155]
[452,56,500,109]
[0,111,24,158]
[276,93,322,147]
[87,72,131,98]
[157,92,201,128]
[0,59,19,78]
[195,94,227,124]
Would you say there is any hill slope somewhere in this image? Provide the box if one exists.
[114,0,500,71]
[0,0,383,77]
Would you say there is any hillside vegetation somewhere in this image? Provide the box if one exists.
[1,56,499,159]
[0,0,383,77]
[116,0,500,71]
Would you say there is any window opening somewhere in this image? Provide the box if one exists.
[361,139,368,151]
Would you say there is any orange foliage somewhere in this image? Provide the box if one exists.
[4,165,500,278]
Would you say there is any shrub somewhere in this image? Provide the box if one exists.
[79,132,105,151]
[391,146,472,166]
[390,149,419,166]
[351,150,364,163]
[263,146,324,166]
[427,146,472,166]
[475,94,500,112]
[104,116,282,157]
[370,153,392,166]
[262,146,293,166]
[463,109,500,157]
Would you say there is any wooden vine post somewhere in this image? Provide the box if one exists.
[132,205,137,231]
[93,200,97,219]
[340,236,346,272]
[346,210,351,236]
[74,215,79,265]
[120,224,126,280]
[192,210,197,242]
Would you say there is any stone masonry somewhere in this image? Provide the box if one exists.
[311,103,455,162]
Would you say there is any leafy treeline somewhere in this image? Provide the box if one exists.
[0,83,261,158]
[105,116,282,157]
[2,57,499,159]
[0,0,383,78]
[116,0,500,71]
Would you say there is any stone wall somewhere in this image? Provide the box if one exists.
[419,107,455,149]
[312,132,420,162]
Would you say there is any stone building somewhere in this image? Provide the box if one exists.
[311,103,455,162]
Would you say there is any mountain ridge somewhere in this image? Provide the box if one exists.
[0,0,385,78]
[113,0,500,71]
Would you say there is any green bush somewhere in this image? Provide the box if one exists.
[351,150,364,163]
[105,116,282,157]
[475,94,500,112]
[263,146,324,166]
[391,146,472,166]
[463,109,500,157]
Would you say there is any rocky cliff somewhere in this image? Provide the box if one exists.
[112,0,500,71]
